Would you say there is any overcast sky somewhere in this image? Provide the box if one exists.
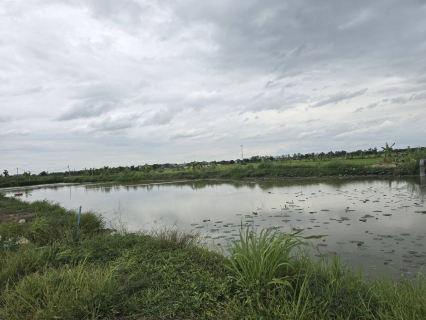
[1,0,425,173]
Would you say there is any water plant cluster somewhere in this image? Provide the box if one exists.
[1,194,426,319]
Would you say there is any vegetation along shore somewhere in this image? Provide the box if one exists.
[0,193,425,319]
[1,145,425,189]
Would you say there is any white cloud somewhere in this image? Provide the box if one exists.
[0,129,30,136]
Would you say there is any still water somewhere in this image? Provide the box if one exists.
[4,177,426,277]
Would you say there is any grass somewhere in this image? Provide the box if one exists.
[1,194,426,319]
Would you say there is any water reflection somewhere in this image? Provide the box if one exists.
[2,177,426,277]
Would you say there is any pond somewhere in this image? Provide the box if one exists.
[3,177,426,278]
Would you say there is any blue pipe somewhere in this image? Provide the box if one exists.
[77,206,82,228]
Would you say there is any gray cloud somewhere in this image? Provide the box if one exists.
[143,109,175,126]
[334,120,395,138]
[385,91,426,105]
[367,102,379,109]
[58,100,118,120]
[171,128,210,139]
[86,0,147,29]
[311,88,368,108]
[353,107,364,113]
[0,116,11,123]
[410,91,426,100]
[389,97,408,104]
[57,83,129,120]
[305,119,321,123]
[292,44,307,56]
[71,112,142,133]
[265,80,277,88]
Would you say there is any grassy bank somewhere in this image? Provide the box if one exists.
[1,194,425,319]
[1,156,424,189]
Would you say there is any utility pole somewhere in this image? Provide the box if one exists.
[68,165,71,176]
[16,167,18,181]
[241,145,244,160]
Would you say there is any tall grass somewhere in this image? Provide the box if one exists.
[225,227,426,319]
[372,272,426,318]
[226,227,307,291]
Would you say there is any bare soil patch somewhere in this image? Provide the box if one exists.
[0,209,35,223]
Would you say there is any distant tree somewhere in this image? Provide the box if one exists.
[141,164,152,172]
[250,156,260,163]
[39,171,48,176]
[3,170,9,177]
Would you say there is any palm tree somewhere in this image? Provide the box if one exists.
[381,142,395,163]
[190,161,203,171]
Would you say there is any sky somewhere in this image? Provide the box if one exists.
[1,0,426,173]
